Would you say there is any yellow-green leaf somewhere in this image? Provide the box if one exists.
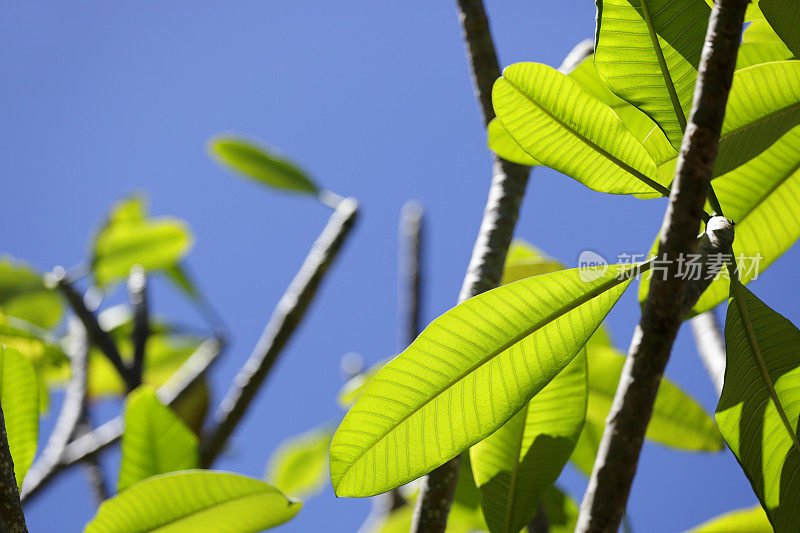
[689,505,772,532]
[0,345,39,488]
[118,386,199,492]
[266,428,331,499]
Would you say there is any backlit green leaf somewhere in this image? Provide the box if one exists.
[118,386,199,492]
[737,20,795,70]
[487,118,539,166]
[0,258,62,330]
[470,350,586,533]
[85,471,301,533]
[493,62,667,197]
[717,285,800,530]
[595,0,710,150]
[689,505,772,532]
[208,134,318,194]
[762,0,800,56]
[0,345,39,488]
[92,198,193,287]
[331,263,640,497]
[266,428,331,499]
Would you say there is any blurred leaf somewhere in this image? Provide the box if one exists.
[171,379,210,436]
[717,285,800,530]
[92,197,193,287]
[492,63,666,197]
[337,359,387,409]
[762,0,800,56]
[570,343,722,476]
[331,264,638,497]
[85,471,301,533]
[118,386,199,492]
[487,118,539,166]
[0,346,39,488]
[595,0,710,150]
[0,257,63,329]
[265,428,331,499]
[164,264,199,299]
[737,20,795,70]
[470,351,586,533]
[208,134,318,194]
[540,485,580,533]
[689,505,772,532]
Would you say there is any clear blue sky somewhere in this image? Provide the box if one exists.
[3,1,798,531]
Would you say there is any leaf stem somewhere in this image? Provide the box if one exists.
[576,1,749,530]
[128,265,149,386]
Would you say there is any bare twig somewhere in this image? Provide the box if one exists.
[19,337,225,501]
[691,311,726,396]
[128,265,149,384]
[21,318,89,500]
[74,418,110,505]
[576,1,748,531]
[50,267,137,392]
[0,402,27,533]
[199,198,359,467]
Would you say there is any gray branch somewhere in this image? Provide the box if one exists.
[691,311,726,396]
[576,1,749,531]
[21,318,89,500]
[128,265,149,385]
[199,198,359,467]
[411,1,537,530]
[19,337,224,501]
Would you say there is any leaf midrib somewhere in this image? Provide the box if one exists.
[502,405,529,533]
[334,264,644,489]
[500,77,671,197]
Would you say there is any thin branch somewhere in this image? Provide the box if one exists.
[527,500,549,533]
[50,267,137,392]
[74,418,110,505]
[691,311,726,396]
[128,265,149,385]
[19,337,225,501]
[21,318,89,500]
[199,198,359,467]
[412,1,536,529]
[361,201,423,531]
[576,1,749,531]
[0,403,27,533]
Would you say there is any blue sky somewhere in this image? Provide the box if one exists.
[3,1,798,531]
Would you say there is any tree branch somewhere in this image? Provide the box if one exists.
[691,311,726,395]
[20,337,225,501]
[576,1,748,530]
[21,318,89,500]
[51,267,137,392]
[411,1,535,530]
[128,265,149,385]
[0,401,27,533]
[199,198,359,467]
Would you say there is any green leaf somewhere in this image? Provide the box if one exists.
[208,134,318,194]
[642,125,800,315]
[689,505,772,532]
[0,258,63,330]
[737,20,795,70]
[470,350,586,533]
[0,346,39,488]
[762,0,800,56]
[487,118,539,166]
[266,428,331,499]
[717,285,800,530]
[338,359,387,409]
[118,386,199,492]
[540,485,580,533]
[92,198,193,287]
[86,471,301,533]
[595,0,710,150]
[330,263,640,497]
[492,62,668,197]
